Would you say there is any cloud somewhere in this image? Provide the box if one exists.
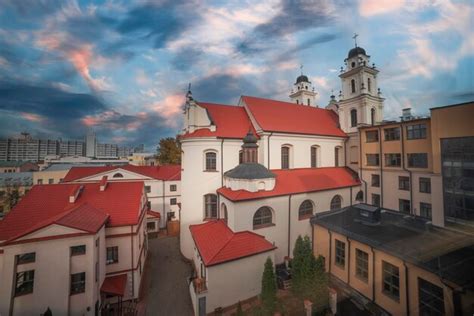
[193,74,262,104]
[359,0,405,17]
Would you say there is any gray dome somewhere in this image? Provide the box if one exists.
[243,130,258,148]
[296,74,309,84]
[224,163,275,180]
[348,46,366,58]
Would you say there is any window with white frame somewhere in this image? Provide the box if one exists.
[253,206,273,229]
[204,151,217,171]
[298,200,314,219]
[204,194,217,219]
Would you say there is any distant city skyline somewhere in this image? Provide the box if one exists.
[0,0,473,148]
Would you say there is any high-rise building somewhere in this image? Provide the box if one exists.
[85,130,97,158]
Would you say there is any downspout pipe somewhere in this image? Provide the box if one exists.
[220,139,224,187]
[347,238,351,284]
[131,225,135,297]
[370,246,376,302]
[287,194,292,258]
[400,124,413,215]
[359,130,368,203]
[403,261,410,316]
[378,126,384,207]
[328,230,333,274]
[267,132,273,169]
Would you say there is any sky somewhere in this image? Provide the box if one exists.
[0,0,472,150]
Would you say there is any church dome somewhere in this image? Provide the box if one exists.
[348,46,366,59]
[296,74,309,84]
[224,163,275,180]
[243,130,258,148]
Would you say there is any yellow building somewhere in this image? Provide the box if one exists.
[312,204,474,316]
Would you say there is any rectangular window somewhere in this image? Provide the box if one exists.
[311,147,317,168]
[407,124,427,140]
[281,147,290,169]
[37,179,43,185]
[170,184,177,192]
[355,249,369,282]
[419,177,431,193]
[17,252,36,264]
[418,278,445,315]
[382,261,400,300]
[398,176,410,191]
[384,127,400,141]
[366,154,379,166]
[366,130,379,143]
[420,203,432,220]
[70,272,86,295]
[407,153,428,168]
[170,198,177,205]
[15,270,35,296]
[335,239,345,268]
[48,178,54,184]
[147,221,156,231]
[371,174,380,187]
[205,152,217,171]
[146,201,151,209]
[399,199,411,214]
[106,246,118,264]
[372,194,381,207]
[71,245,86,256]
[144,185,151,193]
[385,153,401,167]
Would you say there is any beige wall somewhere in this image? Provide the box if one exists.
[430,102,474,174]
[33,169,69,184]
[312,224,465,315]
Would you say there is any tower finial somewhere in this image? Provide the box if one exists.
[186,83,193,101]
[352,33,359,47]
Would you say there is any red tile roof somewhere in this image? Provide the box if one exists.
[101,274,128,296]
[218,167,360,201]
[0,182,144,243]
[180,102,255,139]
[147,210,161,218]
[189,220,275,266]
[242,96,346,137]
[63,164,181,182]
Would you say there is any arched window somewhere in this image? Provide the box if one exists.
[204,194,217,219]
[351,79,356,93]
[299,200,314,219]
[113,173,123,178]
[335,146,341,167]
[351,109,357,127]
[311,146,319,168]
[367,78,371,92]
[258,181,265,190]
[205,151,217,171]
[253,207,273,229]
[371,108,376,125]
[355,190,364,202]
[305,86,308,90]
[351,61,356,68]
[221,203,228,223]
[281,146,290,169]
[330,195,342,210]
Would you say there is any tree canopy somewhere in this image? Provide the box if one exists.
[261,257,277,315]
[156,137,181,164]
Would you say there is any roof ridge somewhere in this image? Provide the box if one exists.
[206,221,234,263]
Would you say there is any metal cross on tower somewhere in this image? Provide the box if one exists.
[353,33,359,47]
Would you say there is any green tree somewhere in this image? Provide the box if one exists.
[291,236,328,310]
[156,137,181,164]
[5,184,20,210]
[261,257,277,315]
[235,301,244,316]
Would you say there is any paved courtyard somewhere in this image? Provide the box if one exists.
[141,236,194,316]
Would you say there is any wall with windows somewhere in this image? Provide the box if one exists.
[180,138,242,259]
[312,224,461,316]
[223,186,358,263]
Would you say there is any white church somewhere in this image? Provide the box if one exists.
[180,43,384,313]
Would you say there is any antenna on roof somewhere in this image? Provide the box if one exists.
[352,33,359,47]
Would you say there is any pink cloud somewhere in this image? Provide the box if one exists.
[151,94,185,127]
[21,112,43,123]
[359,0,405,17]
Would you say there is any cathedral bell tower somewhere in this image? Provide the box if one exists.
[289,67,317,107]
[338,35,384,133]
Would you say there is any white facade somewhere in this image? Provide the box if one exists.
[289,75,317,106]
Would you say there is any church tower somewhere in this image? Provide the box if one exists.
[338,35,384,134]
[289,69,317,107]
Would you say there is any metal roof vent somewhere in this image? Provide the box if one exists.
[354,204,381,225]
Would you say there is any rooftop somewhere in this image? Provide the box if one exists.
[0,172,33,187]
[0,181,145,243]
[63,164,181,182]
[218,167,360,201]
[311,205,474,289]
[189,220,275,266]
[0,161,35,167]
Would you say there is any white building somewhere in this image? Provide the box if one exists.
[63,164,181,230]
[85,131,97,158]
[0,180,148,315]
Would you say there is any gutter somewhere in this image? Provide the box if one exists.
[328,230,333,274]
[267,132,273,168]
[221,139,224,187]
[378,126,384,207]
[403,261,410,316]
[131,225,135,297]
[162,180,166,224]
[400,124,413,215]
[347,238,351,284]
[358,129,367,203]
[370,246,375,302]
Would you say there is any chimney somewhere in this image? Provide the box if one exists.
[69,185,84,203]
[99,176,108,191]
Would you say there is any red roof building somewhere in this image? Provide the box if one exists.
[63,164,181,182]
[0,181,145,243]
[189,220,275,266]
[218,167,360,201]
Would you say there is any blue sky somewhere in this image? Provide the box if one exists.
[0,0,472,150]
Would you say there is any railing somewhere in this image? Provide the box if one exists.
[192,277,208,294]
